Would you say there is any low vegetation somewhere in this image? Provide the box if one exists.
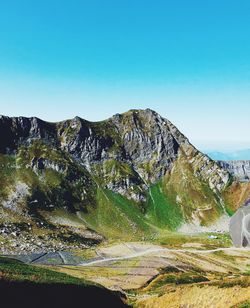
[0,256,92,285]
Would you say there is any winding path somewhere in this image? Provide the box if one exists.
[79,246,250,266]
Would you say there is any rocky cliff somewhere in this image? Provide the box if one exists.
[0,109,230,198]
[0,109,244,252]
[218,160,250,182]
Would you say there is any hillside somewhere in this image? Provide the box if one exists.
[0,109,248,252]
[0,256,128,308]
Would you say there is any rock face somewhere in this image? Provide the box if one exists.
[218,160,250,182]
[0,109,243,247]
[0,109,230,200]
[229,200,250,247]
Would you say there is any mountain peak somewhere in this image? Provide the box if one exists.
[111,108,160,119]
[0,108,245,249]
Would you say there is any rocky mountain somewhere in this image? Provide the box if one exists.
[0,109,248,252]
[218,160,250,182]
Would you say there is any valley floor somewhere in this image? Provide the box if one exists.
[1,234,250,307]
[48,236,250,308]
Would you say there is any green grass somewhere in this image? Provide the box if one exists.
[82,188,154,239]
[0,256,93,286]
[152,272,209,289]
[0,154,16,201]
[15,140,97,210]
[161,149,225,226]
[146,181,183,230]
[237,302,250,308]
[154,231,232,248]
[211,277,250,288]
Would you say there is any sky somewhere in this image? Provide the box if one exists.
[0,0,250,151]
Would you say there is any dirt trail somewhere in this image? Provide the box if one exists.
[79,246,250,266]
[49,243,250,291]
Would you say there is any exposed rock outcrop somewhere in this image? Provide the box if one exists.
[0,110,231,200]
[218,160,250,182]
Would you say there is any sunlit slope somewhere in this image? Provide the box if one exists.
[81,188,155,239]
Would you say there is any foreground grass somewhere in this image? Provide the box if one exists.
[134,284,250,308]
[0,256,128,308]
[0,256,92,286]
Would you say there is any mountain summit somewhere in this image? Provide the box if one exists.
[0,109,248,252]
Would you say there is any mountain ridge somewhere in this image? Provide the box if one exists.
[0,109,230,192]
[0,109,248,253]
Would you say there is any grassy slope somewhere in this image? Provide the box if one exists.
[17,141,96,210]
[0,141,96,214]
[0,145,155,241]
[0,256,91,285]
[0,154,16,202]
[0,257,128,308]
[82,188,155,240]
[162,149,225,226]
[223,181,250,215]
[146,181,183,230]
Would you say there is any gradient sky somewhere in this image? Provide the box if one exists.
[0,1,250,151]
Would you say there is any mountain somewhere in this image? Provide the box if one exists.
[207,149,250,161]
[0,109,248,252]
[218,160,250,182]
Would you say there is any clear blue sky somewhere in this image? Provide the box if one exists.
[0,0,250,150]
